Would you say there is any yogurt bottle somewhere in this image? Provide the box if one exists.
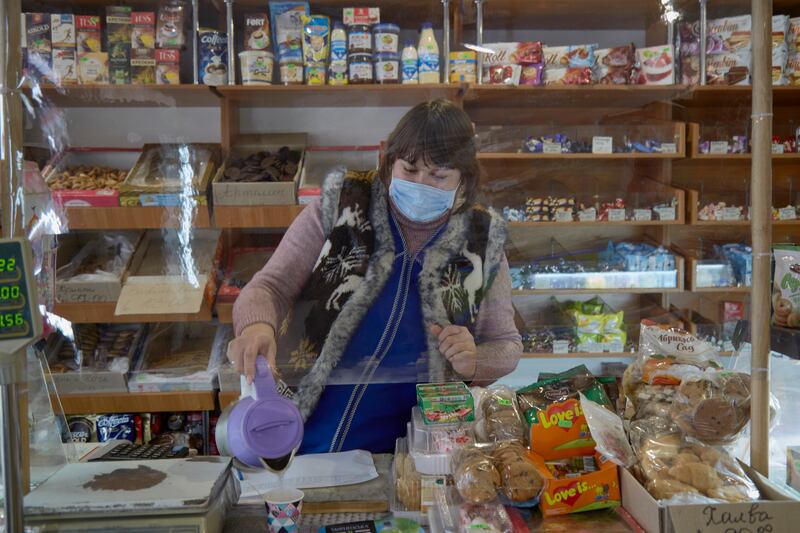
[417,22,440,84]
[328,21,347,85]
[401,41,419,84]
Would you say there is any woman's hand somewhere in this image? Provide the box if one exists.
[430,324,477,380]
[227,323,277,384]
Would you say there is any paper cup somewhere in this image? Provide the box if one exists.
[264,488,304,533]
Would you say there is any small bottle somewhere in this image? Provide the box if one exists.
[417,22,440,84]
[401,40,419,84]
[329,21,348,85]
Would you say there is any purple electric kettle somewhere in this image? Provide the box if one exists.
[216,356,303,470]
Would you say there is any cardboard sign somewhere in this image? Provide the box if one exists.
[579,208,597,222]
[655,207,676,221]
[720,206,743,220]
[634,209,653,221]
[592,136,613,154]
[555,210,574,222]
[661,142,677,154]
[552,340,570,354]
[709,141,730,154]
[779,207,797,220]
[543,141,562,154]
[668,502,799,533]
[608,208,626,222]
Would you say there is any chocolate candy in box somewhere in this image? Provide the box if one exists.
[416,382,475,425]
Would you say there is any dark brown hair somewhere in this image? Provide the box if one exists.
[379,99,479,210]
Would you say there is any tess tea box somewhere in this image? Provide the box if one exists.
[76,16,102,54]
[132,12,156,49]
[155,49,180,85]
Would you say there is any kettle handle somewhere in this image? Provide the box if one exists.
[254,355,278,400]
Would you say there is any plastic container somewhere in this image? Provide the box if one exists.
[409,406,474,475]
[348,52,373,84]
[417,22,440,84]
[239,50,273,85]
[348,24,371,53]
[330,21,347,62]
[374,52,400,84]
[428,486,513,533]
[373,23,400,54]
[402,41,419,84]
[279,54,303,85]
[390,437,429,526]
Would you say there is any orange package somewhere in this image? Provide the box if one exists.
[527,451,620,517]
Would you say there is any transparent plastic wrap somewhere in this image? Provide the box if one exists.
[410,406,474,475]
[430,486,512,533]
[579,393,636,468]
[475,385,525,445]
[451,444,501,505]
[490,441,544,504]
[393,437,423,518]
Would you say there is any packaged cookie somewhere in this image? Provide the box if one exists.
[772,244,800,328]
[491,442,543,503]
[451,445,501,504]
[478,385,525,444]
[707,15,752,55]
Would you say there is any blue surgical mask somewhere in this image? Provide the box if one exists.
[389,177,458,222]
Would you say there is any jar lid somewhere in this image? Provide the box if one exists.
[373,23,400,33]
[348,52,373,61]
[421,22,433,29]
[374,52,400,61]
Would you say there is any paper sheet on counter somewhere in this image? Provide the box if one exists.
[237,450,378,502]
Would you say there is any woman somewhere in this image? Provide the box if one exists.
[229,99,522,454]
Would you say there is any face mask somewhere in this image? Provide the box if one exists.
[389,177,458,223]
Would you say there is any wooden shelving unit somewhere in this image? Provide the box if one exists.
[53,391,216,415]
[63,206,212,230]
[478,152,683,160]
[53,298,214,324]
[213,205,305,229]
[687,123,800,160]
[23,84,219,108]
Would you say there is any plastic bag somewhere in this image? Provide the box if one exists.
[57,232,137,282]
[637,433,759,503]
[772,244,800,328]
[451,445,501,504]
[479,386,526,444]
[490,442,544,503]
[579,392,636,467]
[669,371,751,446]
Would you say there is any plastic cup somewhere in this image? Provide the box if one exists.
[264,488,304,533]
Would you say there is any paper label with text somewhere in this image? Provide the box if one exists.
[592,136,613,154]
[607,209,626,222]
[634,209,652,221]
[579,208,597,221]
[552,340,570,354]
[709,141,730,154]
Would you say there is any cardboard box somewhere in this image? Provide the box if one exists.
[299,146,379,204]
[76,15,102,54]
[78,52,109,84]
[131,12,156,49]
[114,229,221,316]
[212,134,306,206]
[155,48,180,84]
[51,14,76,49]
[26,13,52,73]
[56,231,141,303]
[131,48,156,84]
[46,324,147,394]
[621,464,800,533]
[528,451,620,517]
[42,147,141,207]
[53,50,77,85]
[343,8,380,26]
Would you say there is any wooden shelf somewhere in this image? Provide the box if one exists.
[216,84,462,107]
[23,84,219,108]
[479,152,683,160]
[219,391,238,411]
[691,286,752,294]
[688,153,800,161]
[53,298,213,324]
[686,190,800,226]
[513,287,682,295]
[462,1,664,30]
[522,352,635,359]
[216,302,234,324]
[53,391,216,415]
[464,85,690,108]
[64,206,211,230]
[509,219,682,228]
[213,204,305,228]
[677,86,800,108]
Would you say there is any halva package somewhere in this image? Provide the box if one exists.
[198,29,228,85]
[772,244,800,328]
[244,12,271,51]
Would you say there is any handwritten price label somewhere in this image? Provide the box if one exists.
[552,340,570,354]
[709,141,730,154]
[779,207,796,220]
[655,207,676,221]
[772,143,785,154]
[607,209,626,222]
[592,136,613,154]
[554,210,574,223]
[661,142,677,154]
[543,142,562,154]
[720,207,743,221]
[579,208,597,222]
[668,502,792,533]
[634,209,652,221]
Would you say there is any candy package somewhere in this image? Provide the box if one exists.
[706,50,751,85]
[791,17,800,51]
[579,393,636,467]
[566,44,597,67]
[477,385,525,444]
[679,21,701,85]
[772,244,800,328]
[595,44,635,68]
[543,66,592,85]
[787,53,800,85]
[543,45,569,67]
[707,15,752,55]
[269,1,309,60]
[485,64,521,86]
[636,45,674,85]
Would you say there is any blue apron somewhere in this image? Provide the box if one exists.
[299,214,443,454]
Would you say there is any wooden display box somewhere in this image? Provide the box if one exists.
[687,123,800,160]
[212,133,306,207]
[55,232,142,303]
[621,465,800,533]
[298,146,380,204]
[118,143,218,207]
[114,229,221,317]
[42,148,142,207]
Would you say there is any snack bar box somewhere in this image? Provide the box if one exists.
[45,324,147,394]
[55,231,143,303]
[212,133,307,206]
[42,148,142,207]
[621,464,800,533]
[119,143,219,206]
[298,146,380,204]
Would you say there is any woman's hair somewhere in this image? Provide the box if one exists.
[378,99,479,210]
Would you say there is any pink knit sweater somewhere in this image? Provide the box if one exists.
[232,198,523,383]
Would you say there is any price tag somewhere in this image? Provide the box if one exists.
[554,210,574,223]
[634,209,652,221]
[772,143,785,154]
[579,208,597,222]
[779,206,797,220]
[661,142,677,154]
[607,208,626,222]
[543,141,562,154]
[723,340,735,353]
[552,340,570,354]
[709,141,730,154]
[607,340,624,352]
[592,136,613,154]
[720,206,742,220]
[655,207,676,221]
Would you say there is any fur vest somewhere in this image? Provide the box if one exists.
[276,169,507,419]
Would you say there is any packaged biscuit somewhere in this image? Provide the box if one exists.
[791,17,800,51]
[773,15,790,47]
[479,385,525,444]
[772,244,800,328]
[707,15,752,55]
[451,444,501,504]
[706,50,751,85]
[416,382,474,424]
[787,53,800,85]
[543,45,570,67]
[635,44,674,85]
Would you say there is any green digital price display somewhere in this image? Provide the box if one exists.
[0,241,34,340]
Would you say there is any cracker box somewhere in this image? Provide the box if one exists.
[76,15,102,54]
[53,50,77,85]
[131,12,156,49]
[51,14,76,50]
[78,52,109,84]
[415,382,475,425]
[131,48,156,84]
[528,451,620,517]
[155,49,180,84]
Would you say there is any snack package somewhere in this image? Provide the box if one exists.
[543,45,569,67]
[595,44,634,68]
[791,17,800,51]
[669,371,751,446]
[395,441,422,511]
[302,15,330,65]
[773,15,790,47]
[451,445,501,504]
[485,64,521,86]
[787,53,800,85]
[707,15,752,55]
[706,50,752,85]
[638,433,759,503]
[198,29,228,85]
[566,44,597,67]
[579,393,636,468]
[679,21,701,85]
[457,501,512,533]
[491,442,544,503]
[543,66,592,85]
[269,1,310,61]
[773,42,790,85]
[478,385,525,444]
[772,244,800,327]
[636,45,674,85]
[481,42,543,68]
[416,382,475,425]
[518,366,613,460]
[96,413,136,442]
[318,518,423,533]
[156,1,186,49]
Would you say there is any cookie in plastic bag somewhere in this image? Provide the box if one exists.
[451,445,501,504]
[480,386,526,444]
[491,442,544,502]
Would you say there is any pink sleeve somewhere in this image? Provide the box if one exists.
[232,199,325,336]
[471,254,523,384]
